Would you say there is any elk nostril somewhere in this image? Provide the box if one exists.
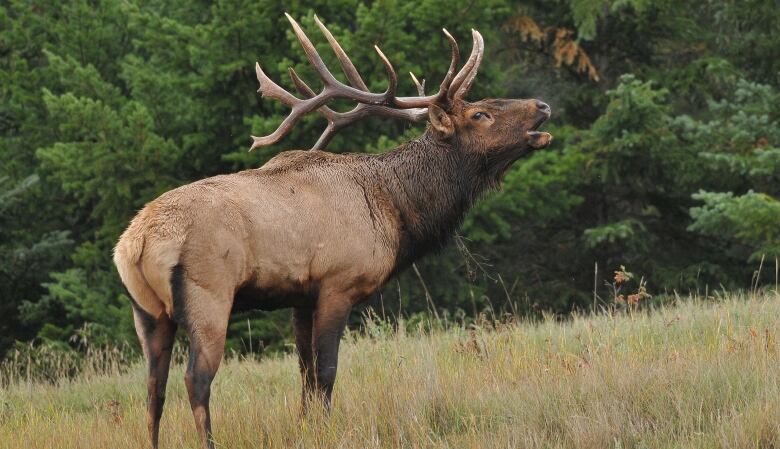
[535,101,550,113]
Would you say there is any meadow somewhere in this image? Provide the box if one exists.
[2,293,780,449]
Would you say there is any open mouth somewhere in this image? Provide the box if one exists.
[525,113,552,149]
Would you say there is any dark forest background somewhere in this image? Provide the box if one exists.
[2,0,779,359]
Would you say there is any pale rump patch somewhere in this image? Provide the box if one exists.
[114,198,189,320]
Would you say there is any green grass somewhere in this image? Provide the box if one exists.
[3,293,780,448]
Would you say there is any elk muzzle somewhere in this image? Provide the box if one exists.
[526,100,552,149]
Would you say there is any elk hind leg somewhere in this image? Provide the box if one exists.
[132,303,177,449]
[176,281,231,449]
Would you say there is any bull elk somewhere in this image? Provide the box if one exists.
[114,13,551,449]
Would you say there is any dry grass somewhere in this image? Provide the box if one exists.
[3,293,780,448]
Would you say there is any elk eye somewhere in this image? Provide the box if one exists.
[472,112,489,120]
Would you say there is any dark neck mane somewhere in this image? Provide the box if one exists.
[374,132,493,267]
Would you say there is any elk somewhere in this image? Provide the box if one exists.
[114,13,551,449]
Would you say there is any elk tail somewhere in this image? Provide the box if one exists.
[114,226,169,319]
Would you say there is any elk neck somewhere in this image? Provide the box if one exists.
[374,131,495,269]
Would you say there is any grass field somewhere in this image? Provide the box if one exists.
[2,293,780,448]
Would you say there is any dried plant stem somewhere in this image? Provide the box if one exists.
[753,254,766,297]
[412,263,441,322]
[593,261,599,312]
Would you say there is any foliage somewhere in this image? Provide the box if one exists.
[685,80,780,265]
[0,175,72,354]
[690,191,780,261]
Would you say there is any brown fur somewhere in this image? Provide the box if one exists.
[114,98,551,449]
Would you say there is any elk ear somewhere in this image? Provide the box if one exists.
[428,104,454,138]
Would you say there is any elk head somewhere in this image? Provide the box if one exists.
[250,13,552,167]
[427,98,552,178]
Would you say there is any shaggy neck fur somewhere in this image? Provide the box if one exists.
[375,131,498,268]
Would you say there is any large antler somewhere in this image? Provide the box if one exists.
[250,13,484,151]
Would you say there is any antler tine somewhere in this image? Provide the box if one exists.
[288,67,315,98]
[435,29,460,101]
[255,62,298,105]
[448,29,484,100]
[250,62,304,149]
[373,45,398,100]
[285,14,337,90]
[288,67,344,139]
[286,67,343,150]
[314,15,369,92]
[311,122,340,151]
[285,13,390,104]
[453,32,484,98]
[252,58,340,150]
[392,29,460,108]
[288,31,401,113]
[289,66,427,151]
[410,72,426,96]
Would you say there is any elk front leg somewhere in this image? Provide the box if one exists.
[292,307,315,414]
[312,294,352,409]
